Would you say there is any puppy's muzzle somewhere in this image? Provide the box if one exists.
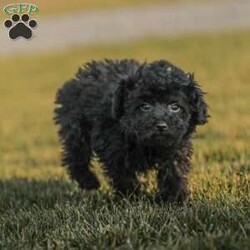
[156,122,168,132]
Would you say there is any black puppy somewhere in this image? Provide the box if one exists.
[54,59,208,203]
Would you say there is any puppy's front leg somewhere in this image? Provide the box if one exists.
[106,159,141,196]
[156,161,189,204]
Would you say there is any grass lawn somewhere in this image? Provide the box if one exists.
[0,31,249,248]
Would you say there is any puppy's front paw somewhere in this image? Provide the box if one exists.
[76,172,100,190]
[113,182,141,197]
[155,189,188,205]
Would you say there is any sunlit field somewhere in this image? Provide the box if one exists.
[0,31,249,248]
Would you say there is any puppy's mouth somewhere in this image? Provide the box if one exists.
[142,130,177,145]
[153,131,176,140]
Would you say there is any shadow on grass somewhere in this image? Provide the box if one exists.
[0,178,113,212]
[0,178,160,213]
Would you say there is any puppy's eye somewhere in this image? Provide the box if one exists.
[140,103,152,112]
[169,103,181,113]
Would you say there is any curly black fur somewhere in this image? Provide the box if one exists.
[54,59,208,203]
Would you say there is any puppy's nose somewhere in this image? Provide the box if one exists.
[156,122,168,131]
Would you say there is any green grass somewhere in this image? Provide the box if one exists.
[0,31,250,248]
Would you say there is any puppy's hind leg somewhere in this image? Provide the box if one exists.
[62,129,100,190]
[54,81,100,190]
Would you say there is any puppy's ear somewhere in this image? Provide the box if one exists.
[111,76,135,119]
[112,64,144,119]
[187,73,208,125]
[112,79,125,119]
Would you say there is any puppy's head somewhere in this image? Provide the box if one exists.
[112,60,208,146]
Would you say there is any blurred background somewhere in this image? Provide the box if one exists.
[0,0,249,184]
[0,1,249,247]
